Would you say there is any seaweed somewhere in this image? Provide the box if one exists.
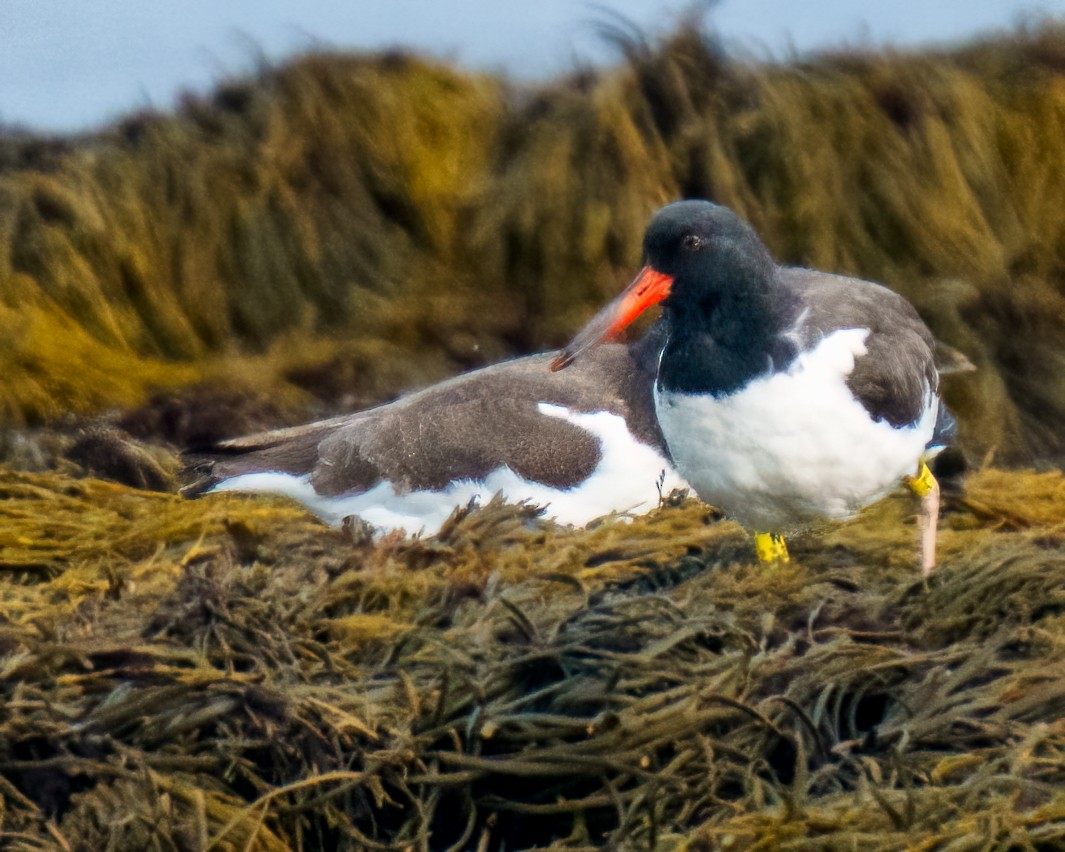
[0,469,1064,849]
[2,24,1065,463]
[3,18,1065,851]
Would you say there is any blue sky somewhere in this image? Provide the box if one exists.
[2,1,1063,132]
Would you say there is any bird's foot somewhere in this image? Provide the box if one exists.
[754,532,790,563]
[905,461,940,576]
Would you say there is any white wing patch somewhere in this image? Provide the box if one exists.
[209,405,688,536]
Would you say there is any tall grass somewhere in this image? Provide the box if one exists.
[3,24,1065,461]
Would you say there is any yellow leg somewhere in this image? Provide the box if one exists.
[905,461,940,576]
[906,461,937,498]
[754,532,789,563]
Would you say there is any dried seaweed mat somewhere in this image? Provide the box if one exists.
[1,467,1065,850]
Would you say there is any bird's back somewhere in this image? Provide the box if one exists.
[185,332,686,533]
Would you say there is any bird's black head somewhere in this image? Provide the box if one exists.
[641,200,777,309]
[551,199,784,373]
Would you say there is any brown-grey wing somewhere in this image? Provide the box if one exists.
[183,391,597,499]
[312,343,667,496]
[186,343,659,499]
[847,313,938,427]
[314,394,602,496]
[181,413,368,496]
[783,268,938,427]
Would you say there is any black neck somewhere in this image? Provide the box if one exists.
[657,268,801,396]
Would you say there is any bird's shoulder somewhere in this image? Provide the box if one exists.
[780,267,937,427]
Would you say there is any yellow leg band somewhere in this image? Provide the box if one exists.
[906,461,938,497]
[754,532,790,563]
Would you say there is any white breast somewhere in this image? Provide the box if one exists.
[210,404,689,536]
[654,328,936,531]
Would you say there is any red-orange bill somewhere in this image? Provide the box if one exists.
[551,266,674,371]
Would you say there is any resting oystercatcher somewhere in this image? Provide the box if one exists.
[184,330,688,535]
[553,200,954,573]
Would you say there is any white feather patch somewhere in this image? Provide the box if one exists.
[209,404,688,536]
[654,328,936,531]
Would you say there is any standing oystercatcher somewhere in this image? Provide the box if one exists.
[553,200,953,573]
[184,330,688,535]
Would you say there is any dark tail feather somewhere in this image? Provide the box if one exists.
[927,400,957,453]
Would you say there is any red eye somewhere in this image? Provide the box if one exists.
[681,234,704,251]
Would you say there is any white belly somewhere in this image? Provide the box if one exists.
[654,328,936,531]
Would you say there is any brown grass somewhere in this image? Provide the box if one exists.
[1,468,1064,848]
[2,24,1065,463]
